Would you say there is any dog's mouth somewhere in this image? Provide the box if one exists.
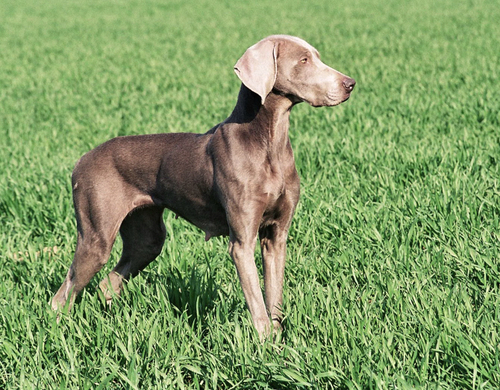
[315,91,351,107]
[304,87,353,107]
[341,93,351,103]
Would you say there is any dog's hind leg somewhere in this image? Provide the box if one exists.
[99,206,166,303]
[51,166,152,312]
[51,201,124,312]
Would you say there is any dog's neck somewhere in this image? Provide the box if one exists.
[227,84,295,155]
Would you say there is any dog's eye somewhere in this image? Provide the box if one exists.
[300,58,308,64]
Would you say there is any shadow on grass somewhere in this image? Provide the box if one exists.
[153,264,231,327]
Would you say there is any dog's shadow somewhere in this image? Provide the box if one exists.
[138,264,232,327]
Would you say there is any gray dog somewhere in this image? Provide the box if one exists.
[51,35,355,337]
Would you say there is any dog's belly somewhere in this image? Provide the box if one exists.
[157,194,230,240]
[181,211,230,241]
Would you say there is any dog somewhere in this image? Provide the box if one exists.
[51,35,355,337]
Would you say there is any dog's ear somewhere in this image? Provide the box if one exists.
[234,39,277,105]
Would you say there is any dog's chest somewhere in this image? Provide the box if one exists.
[261,160,300,214]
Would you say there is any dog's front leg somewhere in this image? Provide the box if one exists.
[259,225,288,333]
[228,231,271,338]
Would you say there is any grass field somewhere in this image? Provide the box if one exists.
[1,0,500,388]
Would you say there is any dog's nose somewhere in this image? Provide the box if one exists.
[342,78,356,92]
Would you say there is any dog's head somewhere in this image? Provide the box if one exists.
[234,35,355,107]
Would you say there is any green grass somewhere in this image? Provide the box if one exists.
[1,0,500,388]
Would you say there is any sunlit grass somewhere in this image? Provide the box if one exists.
[1,0,499,388]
